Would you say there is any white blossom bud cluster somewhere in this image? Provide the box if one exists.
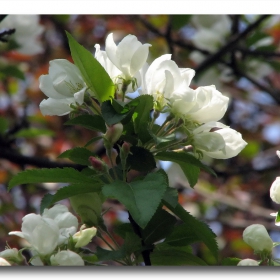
[4,204,97,266]
[39,32,247,160]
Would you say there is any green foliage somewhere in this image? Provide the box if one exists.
[132,95,154,144]
[95,246,125,262]
[66,32,115,102]
[14,128,54,138]
[0,117,8,135]
[8,167,100,191]
[163,200,218,261]
[127,146,156,172]
[64,115,106,133]
[162,187,178,208]
[141,208,177,245]
[0,65,25,80]
[170,15,192,30]
[57,147,96,166]
[102,172,168,228]
[40,183,103,214]
[150,243,208,266]
[156,151,216,187]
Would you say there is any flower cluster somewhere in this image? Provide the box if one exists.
[39,32,247,160]
[0,15,44,55]
[5,204,97,266]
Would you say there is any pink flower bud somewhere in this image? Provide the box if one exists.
[104,123,123,145]
[89,156,106,172]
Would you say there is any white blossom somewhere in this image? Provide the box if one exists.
[237,259,259,266]
[50,250,84,266]
[0,248,24,264]
[192,122,247,159]
[39,59,87,116]
[139,54,195,110]
[0,15,44,55]
[243,224,273,253]
[105,33,151,80]
[42,204,78,245]
[9,213,60,256]
[277,150,280,158]
[171,85,229,123]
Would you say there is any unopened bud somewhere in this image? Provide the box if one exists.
[237,259,259,266]
[243,224,273,253]
[89,156,107,172]
[73,225,97,248]
[0,248,24,264]
[270,177,280,204]
[104,123,123,145]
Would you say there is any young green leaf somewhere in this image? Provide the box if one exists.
[8,167,100,191]
[58,147,96,166]
[102,172,168,228]
[95,246,126,262]
[64,115,106,133]
[132,95,154,144]
[221,257,242,266]
[66,32,115,102]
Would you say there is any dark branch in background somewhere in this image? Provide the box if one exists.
[194,15,270,75]
[0,15,7,22]
[0,149,84,170]
[0,28,15,43]
[165,17,174,56]
[236,47,280,58]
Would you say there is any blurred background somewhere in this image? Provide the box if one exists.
[1,14,280,264]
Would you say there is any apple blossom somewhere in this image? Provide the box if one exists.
[39,59,87,116]
[270,177,280,204]
[237,259,259,266]
[105,33,151,81]
[192,122,247,159]
[0,15,44,55]
[139,54,195,110]
[42,204,78,245]
[9,213,60,256]
[170,85,229,123]
[243,224,273,253]
[50,250,84,266]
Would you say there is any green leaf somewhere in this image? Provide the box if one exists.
[101,100,132,126]
[84,136,103,147]
[64,115,106,133]
[123,232,142,256]
[95,247,125,262]
[8,167,100,191]
[150,244,207,266]
[165,223,201,247]
[57,147,96,166]
[246,31,271,47]
[0,65,25,80]
[102,172,168,228]
[163,200,218,261]
[115,223,135,239]
[0,117,8,135]
[132,95,154,144]
[273,242,280,248]
[162,187,178,208]
[221,257,241,266]
[40,183,102,213]
[156,151,216,187]
[170,15,192,30]
[141,208,177,245]
[14,128,54,138]
[127,146,156,172]
[66,32,115,102]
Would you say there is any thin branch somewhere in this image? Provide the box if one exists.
[236,47,280,58]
